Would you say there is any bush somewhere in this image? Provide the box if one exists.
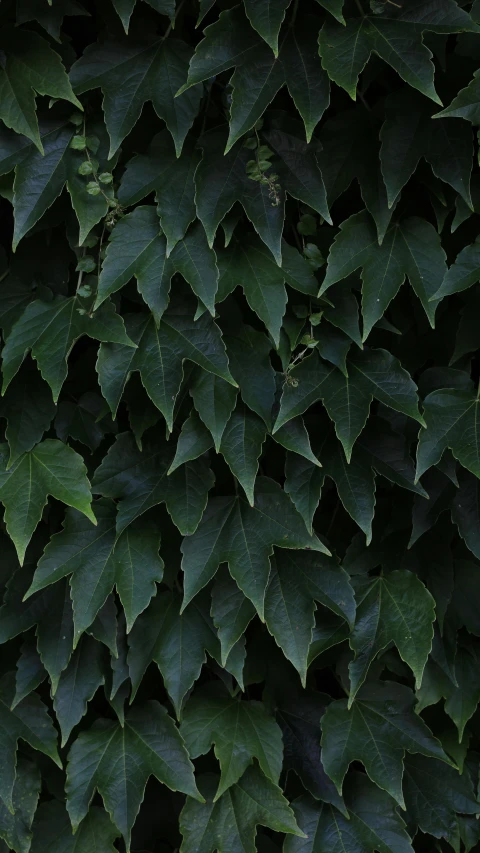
[0,0,480,851]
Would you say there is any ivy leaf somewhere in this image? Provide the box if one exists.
[244,0,291,55]
[92,432,213,536]
[274,348,424,460]
[416,389,480,480]
[403,754,480,845]
[264,550,355,684]
[273,417,321,467]
[0,366,56,466]
[0,28,81,152]
[318,17,441,104]
[317,107,393,244]
[435,69,480,124]
[220,402,266,505]
[97,206,219,319]
[25,498,162,638]
[169,409,213,473]
[30,801,119,853]
[2,291,135,402]
[66,701,202,850]
[0,757,40,853]
[118,132,198,254]
[96,304,235,431]
[0,440,95,564]
[348,570,436,703]
[380,87,473,208]
[452,468,480,559]
[226,18,330,150]
[127,588,228,716]
[285,772,414,853]
[8,118,114,249]
[218,235,317,346]
[277,691,345,811]
[111,0,175,32]
[179,767,305,853]
[320,436,376,542]
[211,568,256,665]
[190,369,238,452]
[263,121,330,221]
[432,235,480,299]
[180,682,283,799]
[181,476,330,619]
[195,127,285,264]
[321,682,452,806]
[0,672,60,812]
[53,634,105,745]
[284,452,324,534]
[320,211,447,338]
[70,34,202,157]
[224,325,276,430]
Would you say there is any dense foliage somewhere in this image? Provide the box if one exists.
[2,0,480,850]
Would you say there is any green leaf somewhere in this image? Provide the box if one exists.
[264,550,355,684]
[96,304,235,431]
[0,366,56,466]
[284,452,324,534]
[220,402,266,505]
[190,369,238,452]
[179,767,304,853]
[244,0,291,55]
[318,17,440,104]
[403,754,479,844]
[2,290,134,402]
[118,132,199,254]
[263,121,330,220]
[181,476,330,619]
[0,672,60,812]
[416,389,480,480]
[30,801,119,853]
[53,634,105,745]
[169,408,213,473]
[432,235,480,299]
[321,681,452,806]
[0,28,81,152]
[277,691,345,811]
[218,235,317,347]
[70,34,202,157]
[321,211,447,337]
[348,570,435,703]
[195,127,285,264]
[180,682,283,798]
[0,758,40,853]
[26,498,163,637]
[320,436,376,542]
[211,567,256,664]
[127,588,224,716]
[97,206,219,319]
[273,417,321,467]
[285,772,414,853]
[92,431,213,536]
[380,88,473,208]
[226,19,330,151]
[14,636,46,708]
[452,468,480,559]
[435,69,480,124]
[0,440,95,564]
[224,325,275,430]
[66,701,201,850]
[275,347,424,460]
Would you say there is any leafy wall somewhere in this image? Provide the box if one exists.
[1,0,480,851]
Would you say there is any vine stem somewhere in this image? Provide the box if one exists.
[290,0,300,26]
[162,0,185,39]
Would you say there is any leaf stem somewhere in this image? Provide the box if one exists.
[162,0,185,39]
[290,0,300,26]
[354,0,366,15]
